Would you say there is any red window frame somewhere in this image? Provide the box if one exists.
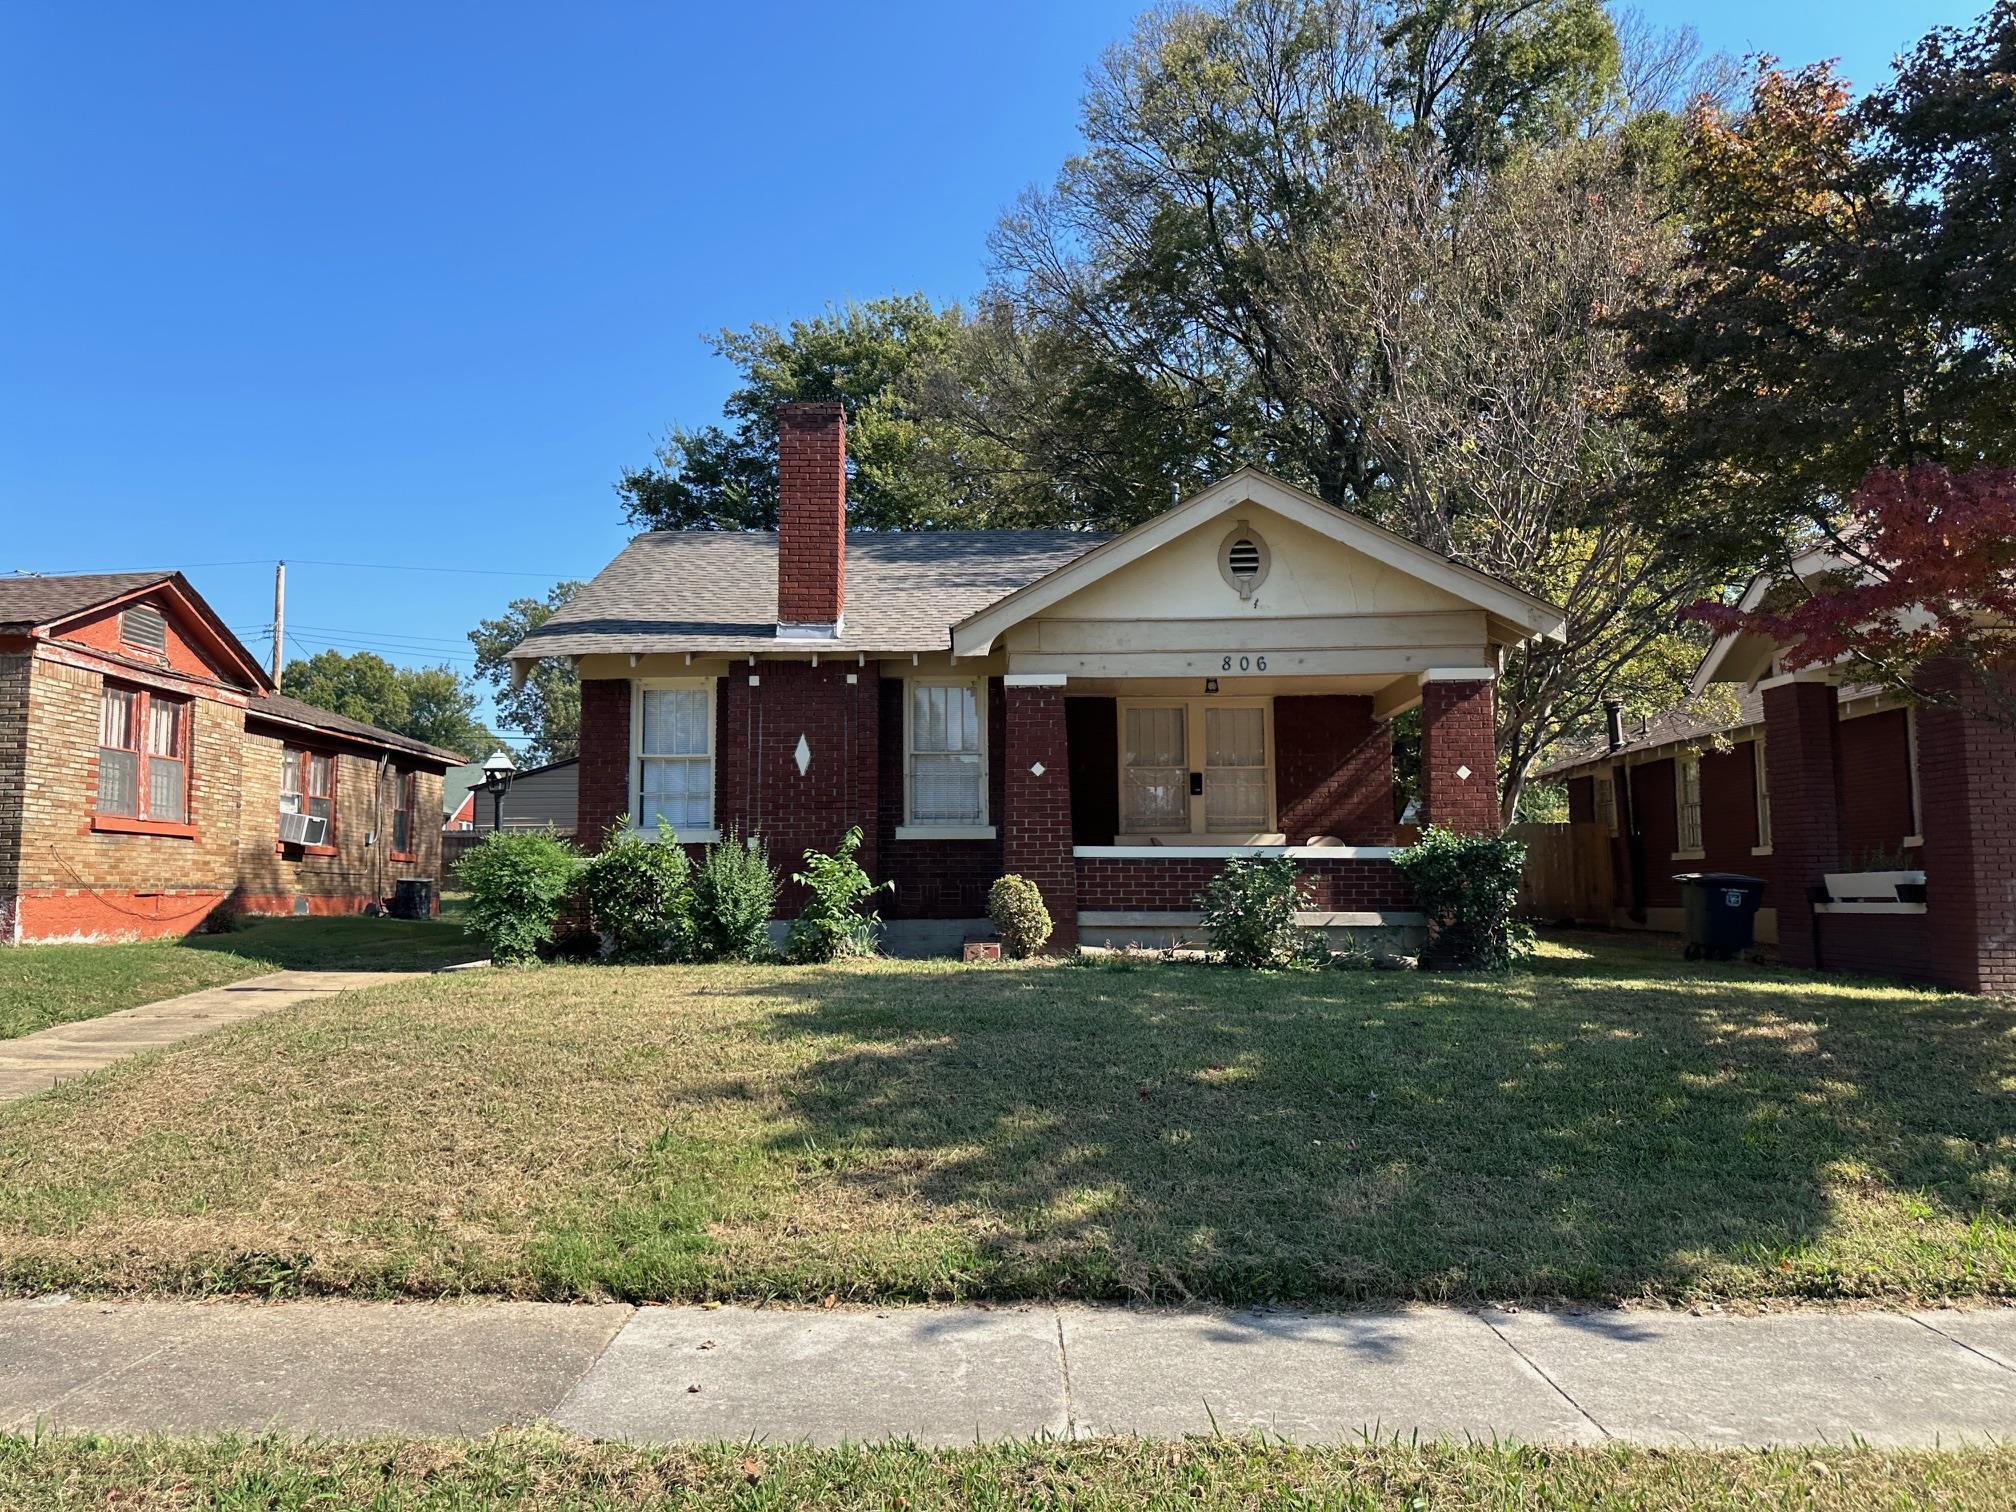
[391,769,419,860]
[93,681,196,838]
[278,745,339,856]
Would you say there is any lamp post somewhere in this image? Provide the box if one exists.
[479,750,517,833]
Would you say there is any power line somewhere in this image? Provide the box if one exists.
[26,557,585,581]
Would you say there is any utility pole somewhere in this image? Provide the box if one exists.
[271,561,286,684]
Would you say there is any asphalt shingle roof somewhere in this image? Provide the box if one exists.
[249,693,467,766]
[0,572,175,630]
[510,530,1111,659]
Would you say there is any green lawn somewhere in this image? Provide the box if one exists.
[0,933,2009,1306]
[4,1432,2013,1511]
[0,916,482,1041]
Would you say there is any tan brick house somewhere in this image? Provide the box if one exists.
[0,572,460,943]
[509,401,1565,953]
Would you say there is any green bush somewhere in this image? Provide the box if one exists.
[785,827,890,963]
[689,829,780,963]
[579,822,693,962]
[1196,855,1312,968]
[1393,826,1533,969]
[456,829,584,966]
[987,875,1053,959]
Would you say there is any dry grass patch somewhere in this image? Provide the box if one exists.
[0,934,2011,1305]
[3,1431,2014,1510]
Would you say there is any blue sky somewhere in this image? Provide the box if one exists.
[0,0,1978,741]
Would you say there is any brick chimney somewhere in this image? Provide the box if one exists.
[776,401,846,636]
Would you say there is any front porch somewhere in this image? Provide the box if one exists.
[994,670,1502,951]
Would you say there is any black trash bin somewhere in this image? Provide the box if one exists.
[391,877,435,920]
[1672,872,1768,960]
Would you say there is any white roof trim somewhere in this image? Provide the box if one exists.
[1691,570,1774,694]
[950,468,1566,656]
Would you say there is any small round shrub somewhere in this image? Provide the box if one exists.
[1196,854,1311,968]
[988,875,1053,959]
[1393,825,1533,969]
[579,821,694,961]
[456,829,584,966]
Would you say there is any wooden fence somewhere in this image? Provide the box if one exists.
[1511,821,1615,925]
[440,828,577,882]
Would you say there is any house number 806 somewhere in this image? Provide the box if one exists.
[1221,655,1267,672]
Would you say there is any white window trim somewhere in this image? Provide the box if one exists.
[898,675,994,839]
[1672,749,1703,856]
[1116,696,1278,844]
[629,677,720,843]
[1904,704,1924,843]
[1751,735,1772,853]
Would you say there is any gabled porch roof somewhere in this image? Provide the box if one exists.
[950,468,1567,658]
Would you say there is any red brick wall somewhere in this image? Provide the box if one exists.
[1762,678,1846,970]
[1629,758,1681,907]
[716,660,881,913]
[576,679,632,845]
[877,674,1003,919]
[1839,709,1917,863]
[1002,685,1076,951]
[1916,657,2016,995]
[1274,694,1394,845]
[1420,678,1498,833]
[776,402,846,626]
[1077,855,1414,913]
[1814,911,1935,983]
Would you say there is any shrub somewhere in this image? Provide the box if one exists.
[785,827,890,964]
[689,829,780,963]
[456,829,583,966]
[988,875,1053,959]
[579,821,693,962]
[1197,855,1312,968]
[1393,826,1533,969]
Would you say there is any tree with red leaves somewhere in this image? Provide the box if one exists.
[1688,465,2016,717]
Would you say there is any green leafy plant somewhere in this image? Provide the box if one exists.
[689,829,780,963]
[455,829,584,966]
[987,875,1053,959]
[786,827,890,964]
[1197,855,1312,969]
[1393,826,1533,970]
[579,822,694,962]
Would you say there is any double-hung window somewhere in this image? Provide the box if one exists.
[1118,698,1275,841]
[279,748,336,849]
[391,769,419,858]
[634,681,715,836]
[1674,751,1704,854]
[901,678,989,836]
[96,683,191,828]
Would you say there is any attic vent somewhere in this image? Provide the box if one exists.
[121,604,168,655]
[1217,523,1271,598]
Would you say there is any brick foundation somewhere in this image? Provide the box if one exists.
[1075,856,1414,913]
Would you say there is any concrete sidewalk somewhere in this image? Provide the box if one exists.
[4,1298,2013,1447]
[0,970,424,1104]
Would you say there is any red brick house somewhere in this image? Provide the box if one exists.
[0,572,461,943]
[1542,576,2015,994]
[509,401,1565,953]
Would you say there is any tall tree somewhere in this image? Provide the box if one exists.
[616,296,1019,532]
[468,582,584,765]
[280,650,500,758]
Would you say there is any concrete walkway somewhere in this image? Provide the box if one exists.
[0,970,424,1103]
[3,1298,2013,1447]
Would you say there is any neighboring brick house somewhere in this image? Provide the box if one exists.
[510,401,1566,953]
[1542,603,2014,995]
[0,572,461,943]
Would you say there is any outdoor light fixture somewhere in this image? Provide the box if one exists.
[478,750,517,832]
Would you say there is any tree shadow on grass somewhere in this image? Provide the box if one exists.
[177,914,480,972]
[685,942,2016,1307]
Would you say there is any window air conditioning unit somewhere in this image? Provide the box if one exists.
[279,812,327,847]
